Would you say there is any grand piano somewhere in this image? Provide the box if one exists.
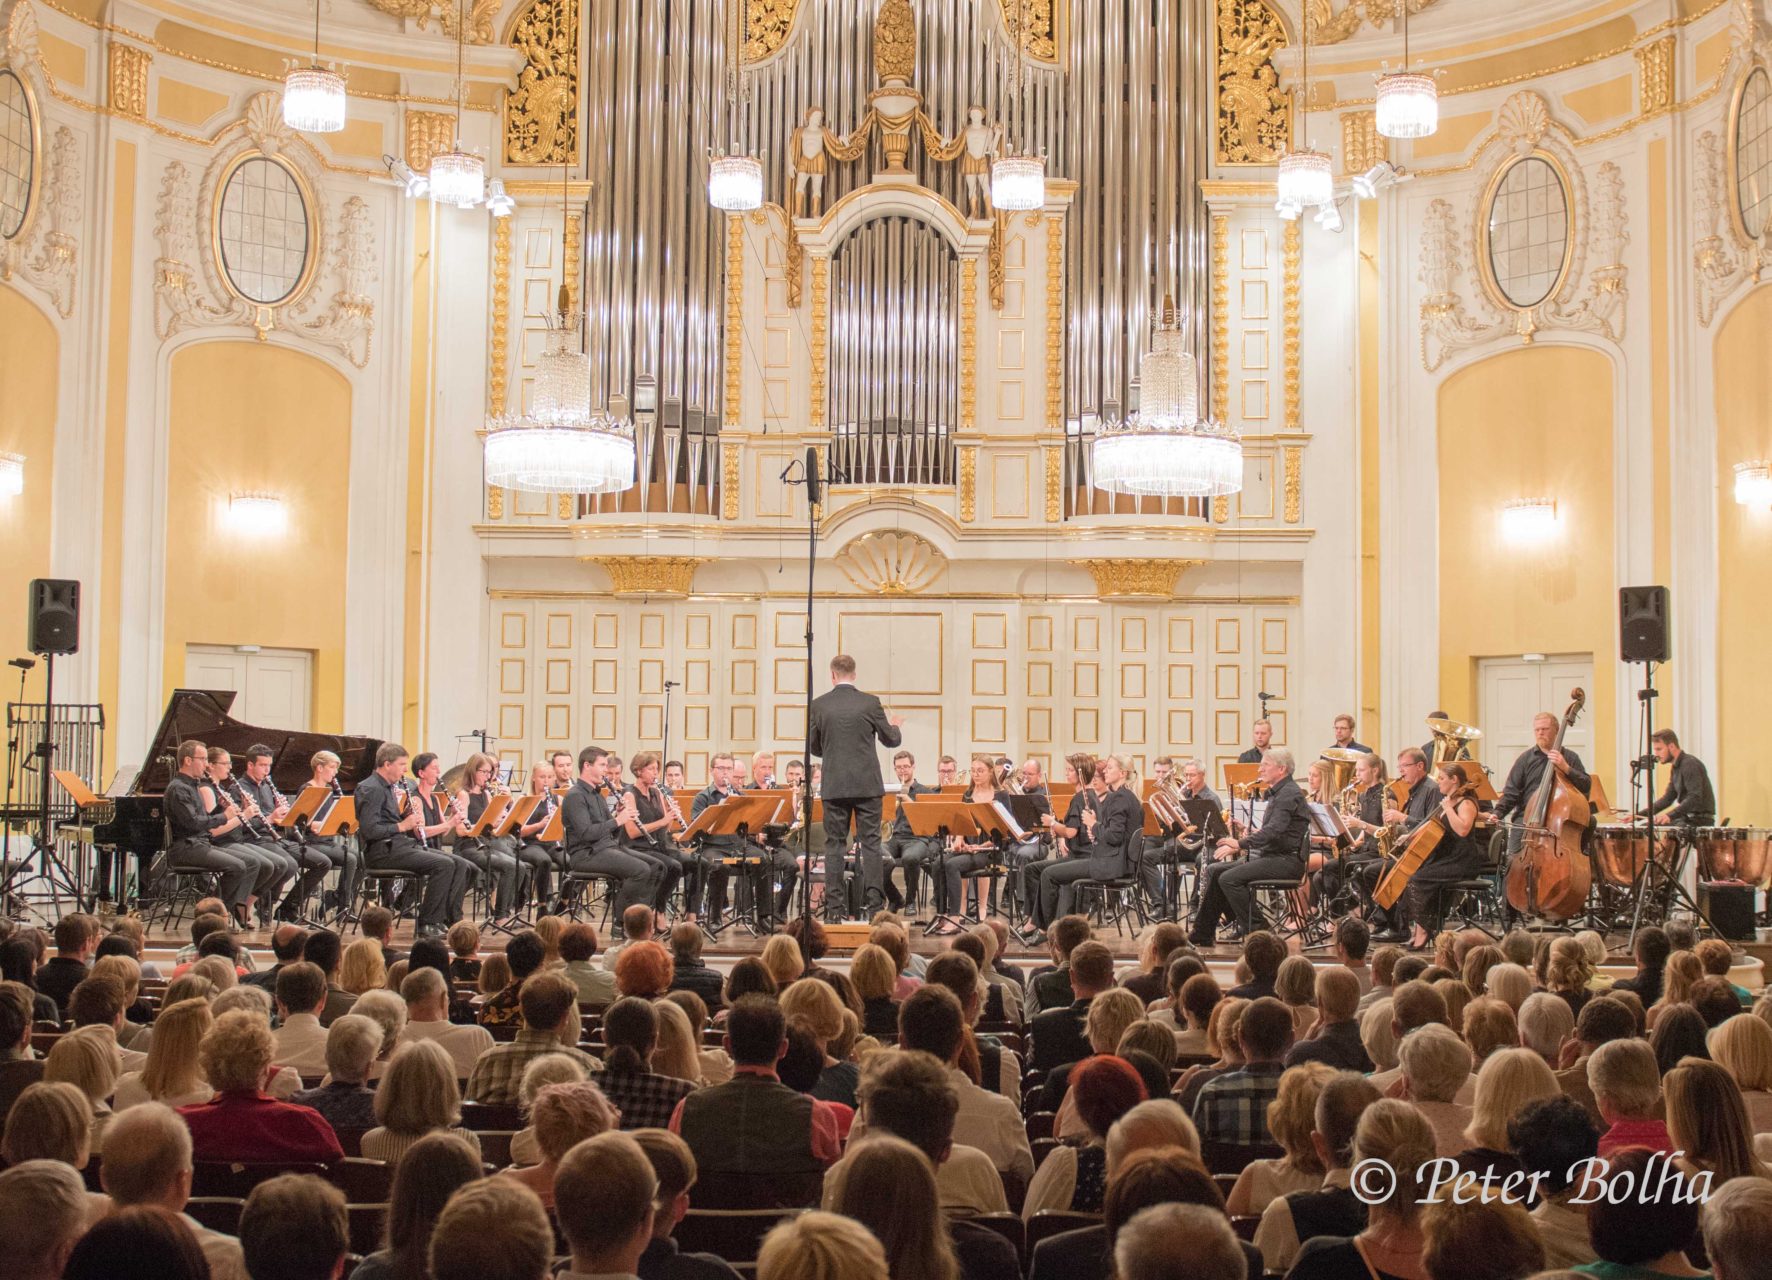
[92,689,384,897]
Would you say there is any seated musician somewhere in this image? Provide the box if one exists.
[1492,712,1592,840]
[298,750,361,915]
[412,752,481,926]
[164,738,255,917]
[1397,764,1483,949]
[663,760,687,790]
[1019,753,1096,940]
[514,761,566,914]
[1188,749,1312,946]
[238,743,331,923]
[1237,718,1273,765]
[1649,730,1716,827]
[562,746,663,920]
[622,751,691,922]
[1302,760,1341,902]
[204,746,298,929]
[1317,751,1388,913]
[742,749,800,922]
[689,752,754,926]
[944,757,1010,920]
[936,756,960,787]
[452,753,522,924]
[883,750,936,914]
[1037,754,1140,927]
[1003,758,1053,917]
[1328,713,1372,755]
[1361,747,1439,938]
[355,743,473,939]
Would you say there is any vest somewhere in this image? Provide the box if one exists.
[977,1040,1007,1099]
[675,1072,823,1175]
[1287,1185,1366,1243]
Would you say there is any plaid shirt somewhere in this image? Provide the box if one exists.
[1191,1062,1286,1147]
[464,1029,601,1105]
[597,1066,697,1130]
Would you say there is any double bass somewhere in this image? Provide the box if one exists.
[1504,689,1592,919]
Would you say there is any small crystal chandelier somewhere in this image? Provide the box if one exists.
[708,0,763,211]
[429,0,485,208]
[1276,10,1333,213]
[1092,297,1243,499]
[990,0,1045,211]
[283,0,346,133]
[484,163,636,496]
[1375,1,1438,139]
[1734,460,1772,508]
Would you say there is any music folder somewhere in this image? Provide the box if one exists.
[468,793,513,836]
[902,800,977,841]
[1182,797,1229,842]
[496,793,543,839]
[1308,802,1352,848]
[279,784,329,830]
[311,796,358,837]
[50,771,102,809]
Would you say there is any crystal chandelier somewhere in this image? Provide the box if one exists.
[1375,1,1437,139]
[1091,298,1243,499]
[1276,12,1333,215]
[283,1,346,133]
[429,0,485,208]
[707,1,763,211]
[1734,461,1772,508]
[991,0,1046,212]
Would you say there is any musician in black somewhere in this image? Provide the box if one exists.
[164,738,255,915]
[1189,748,1312,945]
[742,752,802,924]
[1650,729,1716,827]
[1494,712,1592,824]
[1038,754,1140,925]
[204,747,297,927]
[562,746,663,918]
[453,753,521,922]
[689,752,752,925]
[622,751,690,919]
[299,750,360,913]
[237,745,331,922]
[515,760,566,913]
[883,750,935,913]
[356,743,471,938]
[1237,719,1273,765]
[1328,714,1372,754]
[1362,746,1439,936]
[1318,751,1388,912]
[1398,764,1484,948]
[1020,753,1096,937]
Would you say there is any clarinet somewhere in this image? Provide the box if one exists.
[403,781,432,849]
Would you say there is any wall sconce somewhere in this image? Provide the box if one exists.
[1734,460,1772,509]
[0,452,22,498]
[1501,498,1558,545]
[227,493,288,537]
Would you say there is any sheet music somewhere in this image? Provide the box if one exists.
[990,799,1027,841]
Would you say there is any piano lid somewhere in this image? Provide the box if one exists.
[126,688,385,796]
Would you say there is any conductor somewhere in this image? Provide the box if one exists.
[808,654,904,920]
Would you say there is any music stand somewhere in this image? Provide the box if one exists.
[311,797,358,838]
[495,794,543,839]
[278,785,328,831]
[904,800,979,937]
[685,796,781,937]
[467,794,513,837]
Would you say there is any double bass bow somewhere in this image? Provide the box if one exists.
[1373,772,1480,910]
[1503,688,1592,920]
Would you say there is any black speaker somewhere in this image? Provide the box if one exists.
[1699,882,1755,941]
[27,579,80,655]
[1619,585,1670,663]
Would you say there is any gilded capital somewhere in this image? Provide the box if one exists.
[108,44,151,120]
[1073,559,1202,600]
[592,556,707,597]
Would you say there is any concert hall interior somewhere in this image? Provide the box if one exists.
[3,2,1772,1276]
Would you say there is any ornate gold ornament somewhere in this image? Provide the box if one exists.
[1283,219,1301,430]
[958,445,978,523]
[564,208,583,314]
[833,531,946,595]
[108,43,150,119]
[405,109,456,172]
[1306,0,1442,46]
[487,484,505,519]
[809,256,828,427]
[1210,215,1230,423]
[1637,36,1677,117]
[960,257,978,430]
[594,556,706,597]
[994,0,1059,63]
[875,0,916,83]
[1212,494,1231,523]
[488,214,511,414]
[504,0,580,167]
[1073,559,1202,600]
[721,441,740,520]
[0,10,80,319]
[557,492,575,520]
[743,0,802,63]
[1341,110,1385,178]
[1216,0,1290,166]
[988,218,1005,310]
[1045,215,1063,429]
[358,0,500,42]
[725,214,744,427]
[1043,444,1062,522]
[785,216,804,308]
[1283,446,1302,522]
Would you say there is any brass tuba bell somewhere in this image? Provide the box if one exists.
[1426,716,1482,770]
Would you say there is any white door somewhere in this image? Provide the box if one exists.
[183,645,314,731]
[1477,654,1594,778]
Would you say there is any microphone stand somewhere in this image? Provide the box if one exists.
[781,447,825,969]
[1,659,30,893]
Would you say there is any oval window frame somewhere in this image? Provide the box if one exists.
[1478,149,1576,313]
[0,66,42,243]
[210,150,319,308]
[1727,62,1771,245]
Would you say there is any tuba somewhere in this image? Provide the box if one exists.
[1427,716,1482,770]
[1319,748,1366,798]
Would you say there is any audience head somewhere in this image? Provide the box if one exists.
[1,1080,91,1166]
[1113,1204,1245,1280]
[301,929,342,978]
[857,1048,959,1162]
[778,1017,827,1093]
[833,1135,957,1280]
[1664,1056,1768,1181]
[1071,1054,1149,1139]
[757,1211,889,1280]
[213,984,273,1021]
[339,938,387,995]
[1314,966,1362,1025]
[504,931,547,983]
[600,996,660,1073]
[1709,1007,1772,1089]
[0,1160,88,1280]
[1312,1072,1381,1172]
[64,1206,210,1280]
[897,984,965,1063]
[44,1024,121,1106]
[240,1174,349,1280]
[276,961,329,1019]
[1335,916,1371,964]
[1049,914,1093,963]
[69,974,127,1030]
[1461,996,1519,1063]
[518,971,581,1041]
[1588,1037,1661,1122]
[780,976,846,1046]
[1702,1177,1772,1280]
[1276,955,1317,1009]
[1068,940,1117,998]
[1105,1147,1224,1238]
[725,994,787,1068]
[614,941,674,999]
[1237,996,1295,1064]
[1517,992,1575,1062]
[849,944,898,1003]
[1396,1021,1471,1104]
[632,1129,697,1240]
[1652,1003,1712,1075]
[1353,1099,1437,1224]
[1106,1099,1201,1175]
[1267,1061,1334,1171]
[1690,975,1745,1028]
[760,934,806,988]
[1360,999,1399,1072]
[1465,1047,1557,1150]
[383,1132,484,1279]
[1483,963,1532,1011]
[724,956,779,1006]
[517,1052,588,1112]
[201,1008,277,1092]
[375,1039,461,1136]
[1179,973,1223,1032]
[531,1079,617,1162]
[1086,987,1147,1055]
[1587,1147,1702,1268]
[1507,1094,1598,1197]
[1421,1198,1544,1280]
[554,1129,660,1269]
[100,1102,192,1208]
[1118,1020,1179,1073]
[447,922,480,959]
[0,979,33,1054]
[1369,944,1403,990]
[428,1179,555,1280]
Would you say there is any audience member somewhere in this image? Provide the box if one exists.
[64,1205,212,1280]
[350,1132,483,1280]
[1193,997,1294,1150]
[1458,1046,1557,1182]
[36,913,99,1016]
[178,1010,342,1163]
[2,1079,93,1167]
[396,966,493,1078]
[1022,1054,1147,1219]
[42,1025,120,1151]
[1420,1198,1544,1280]
[1555,996,1635,1123]
[1663,1056,1770,1184]
[666,924,726,1008]
[1395,1023,1473,1157]
[1254,1072,1379,1274]
[501,1079,616,1209]
[465,972,600,1104]
[0,1159,89,1280]
[631,1128,743,1280]
[363,1039,480,1163]
[1286,968,1373,1072]
[1288,1100,1436,1280]
[1706,1012,1772,1132]
[101,1101,248,1280]
[1575,1147,1707,1280]
[1113,1203,1247,1280]
[272,962,332,1075]
[428,1179,555,1280]
[1590,1037,1671,1157]
[1507,1095,1601,1269]
[1651,1004,1711,1076]
[1700,1177,1772,1280]
[1226,1061,1333,1216]
[300,932,355,1026]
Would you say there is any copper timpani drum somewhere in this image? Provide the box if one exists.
[1591,823,1679,890]
[1694,827,1772,890]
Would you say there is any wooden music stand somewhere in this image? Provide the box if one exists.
[50,771,103,810]
[468,794,513,837]
[278,785,328,830]
[312,797,358,837]
[538,800,566,843]
[937,784,968,796]
[1588,772,1612,814]
[902,800,979,936]
[496,794,543,839]
[1223,762,1261,795]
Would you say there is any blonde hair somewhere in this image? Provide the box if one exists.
[1105,1099,1200,1176]
[1085,988,1147,1055]
[1275,955,1317,1007]
[91,954,142,1004]
[44,1025,121,1104]
[758,1210,890,1280]
[339,938,388,996]
[530,1080,617,1162]
[1397,1023,1473,1103]
[534,915,566,965]
[199,1009,276,1092]
[1589,1038,1660,1118]
[1433,979,1472,1029]
[1266,1062,1334,1172]
[349,989,409,1058]
[1665,1057,1771,1182]
[1660,950,1703,1008]
[1,1082,91,1165]
[375,1040,462,1136]
[651,999,702,1083]
[1465,1047,1558,1150]
[1353,1100,1438,1223]
[780,978,847,1045]
[1461,997,1520,1064]
[1204,996,1249,1062]
[517,1053,588,1109]
[139,998,213,1099]
[1360,998,1398,1071]
[760,934,805,988]
[190,954,238,992]
[477,952,512,996]
[1117,1021,1179,1073]
[1484,963,1532,1012]
[850,945,898,1002]
[1545,937,1593,995]
[1709,1012,1772,1092]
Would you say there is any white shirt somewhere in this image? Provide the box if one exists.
[1255,1165,1350,1274]
[946,1065,1035,1182]
[114,1073,213,1111]
[398,1019,494,1079]
[272,1012,330,1075]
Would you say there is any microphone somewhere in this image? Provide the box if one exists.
[804,445,821,506]
[1257,691,1279,701]
[8,657,34,670]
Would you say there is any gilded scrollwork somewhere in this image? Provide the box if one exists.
[833,531,945,595]
[596,557,706,597]
[721,442,741,520]
[809,256,828,427]
[504,0,580,167]
[1305,0,1441,45]
[960,257,978,430]
[488,216,511,415]
[1283,447,1302,523]
[875,0,916,83]
[743,0,802,64]
[958,445,978,523]
[994,0,1058,63]
[725,214,744,427]
[1283,220,1301,430]
[1217,0,1290,166]
[1045,215,1063,430]
[108,43,150,118]
[1074,560,1201,600]
[358,0,500,43]
[1043,445,1062,522]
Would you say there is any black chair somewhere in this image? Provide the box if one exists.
[328,1157,393,1204]
[347,1203,389,1256]
[690,1169,824,1211]
[558,870,620,930]
[1025,1110,1057,1142]
[459,1101,525,1131]
[676,1208,806,1265]
[144,858,220,933]
[961,1213,1026,1268]
[1422,876,1502,937]
[192,1162,331,1198]
[1248,876,1327,946]
[1026,1210,1102,1253]
[352,866,422,930]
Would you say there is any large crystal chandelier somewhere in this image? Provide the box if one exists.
[484,167,636,496]
[1092,298,1243,499]
[1375,1,1438,139]
[990,0,1045,211]
[282,0,346,133]
[707,1,763,211]
[429,0,485,208]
